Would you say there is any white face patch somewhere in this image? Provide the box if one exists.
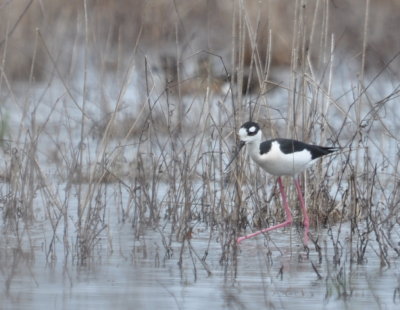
[238,127,247,139]
[248,126,256,133]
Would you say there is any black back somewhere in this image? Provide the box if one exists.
[260,138,337,159]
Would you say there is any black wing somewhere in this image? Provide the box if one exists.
[262,138,337,159]
[259,140,272,155]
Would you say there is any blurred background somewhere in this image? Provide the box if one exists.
[1,0,400,83]
[1,1,400,309]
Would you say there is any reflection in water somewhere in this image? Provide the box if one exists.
[1,222,398,310]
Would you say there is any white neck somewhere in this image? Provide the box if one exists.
[245,131,262,160]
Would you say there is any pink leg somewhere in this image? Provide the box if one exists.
[237,177,293,243]
[294,179,309,245]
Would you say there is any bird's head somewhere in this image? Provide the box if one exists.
[225,121,261,171]
[238,121,261,144]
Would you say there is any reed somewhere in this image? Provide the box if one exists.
[0,0,399,305]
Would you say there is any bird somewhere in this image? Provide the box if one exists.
[227,121,337,245]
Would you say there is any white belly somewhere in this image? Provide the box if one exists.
[249,141,313,176]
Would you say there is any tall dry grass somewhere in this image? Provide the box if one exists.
[1,0,400,81]
[0,0,399,304]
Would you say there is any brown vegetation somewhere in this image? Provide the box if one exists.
[0,2,399,306]
[1,0,400,81]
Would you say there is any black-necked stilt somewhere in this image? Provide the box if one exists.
[228,121,337,245]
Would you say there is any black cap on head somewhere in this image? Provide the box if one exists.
[241,121,260,136]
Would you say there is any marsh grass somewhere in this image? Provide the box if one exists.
[1,0,400,307]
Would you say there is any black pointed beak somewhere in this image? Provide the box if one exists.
[225,141,245,172]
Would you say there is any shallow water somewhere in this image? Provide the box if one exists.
[2,220,399,310]
[1,50,399,310]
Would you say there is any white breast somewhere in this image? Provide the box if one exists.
[248,141,313,176]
